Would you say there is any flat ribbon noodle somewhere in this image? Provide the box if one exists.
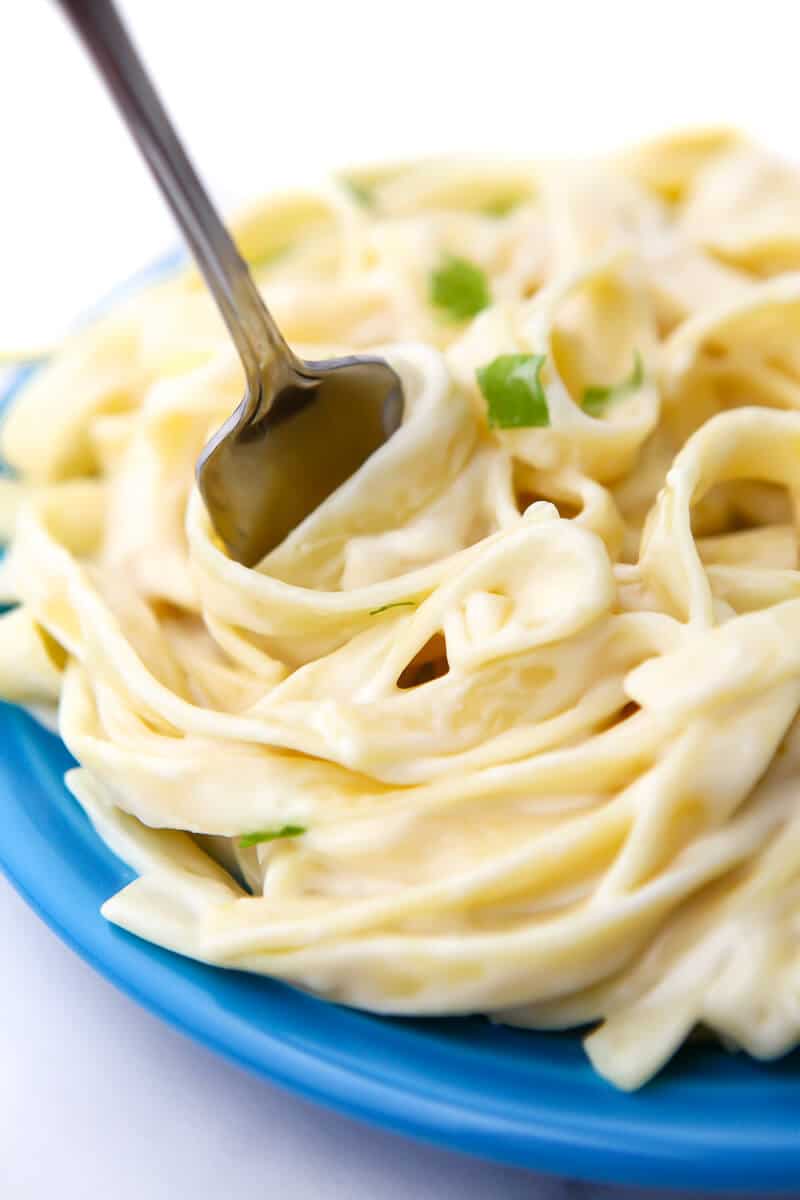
[5,134,800,1089]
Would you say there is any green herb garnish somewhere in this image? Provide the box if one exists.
[430,255,491,321]
[477,354,549,429]
[341,177,374,208]
[582,351,644,418]
[239,825,307,848]
[369,601,417,616]
[483,196,521,218]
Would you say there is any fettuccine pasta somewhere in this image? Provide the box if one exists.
[5,129,800,1088]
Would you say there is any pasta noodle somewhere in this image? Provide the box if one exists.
[5,129,800,1088]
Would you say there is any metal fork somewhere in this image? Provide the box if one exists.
[56,0,404,566]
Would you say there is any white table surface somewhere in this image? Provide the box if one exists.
[1,2,795,1195]
[4,873,709,1200]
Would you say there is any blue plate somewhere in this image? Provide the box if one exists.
[2,262,800,1195]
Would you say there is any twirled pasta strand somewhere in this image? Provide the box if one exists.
[4,131,800,1088]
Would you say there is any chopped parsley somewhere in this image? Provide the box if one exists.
[369,601,417,616]
[483,196,521,218]
[477,354,549,429]
[430,255,491,321]
[582,351,644,417]
[340,176,374,208]
[239,825,307,848]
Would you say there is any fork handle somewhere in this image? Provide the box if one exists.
[55,0,299,397]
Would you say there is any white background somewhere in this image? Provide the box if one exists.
[0,1,792,1196]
